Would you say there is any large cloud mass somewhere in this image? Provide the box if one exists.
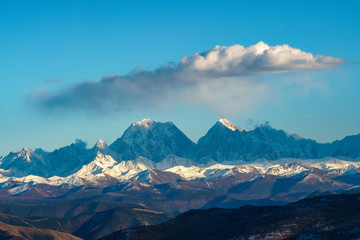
[180,42,344,75]
[28,42,345,114]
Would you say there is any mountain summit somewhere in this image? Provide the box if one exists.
[93,139,107,150]
[197,119,247,162]
[132,118,154,128]
[109,119,197,162]
[0,148,47,177]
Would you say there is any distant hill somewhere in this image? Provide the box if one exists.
[0,220,80,240]
[102,192,360,240]
[0,201,171,240]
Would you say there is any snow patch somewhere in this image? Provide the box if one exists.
[8,183,30,195]
[133,119,154,128]
[219,118,245,131]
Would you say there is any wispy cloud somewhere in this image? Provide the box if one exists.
[43,78,63,84]
[28,42,345,114]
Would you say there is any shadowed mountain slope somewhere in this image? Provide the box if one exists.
[102,192,360,240]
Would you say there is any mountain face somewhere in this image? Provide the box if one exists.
[102,193,360,240]
[329,134,360,159]
[0,148,48,177]
[109,119,197,162]
[46,140,92,177]
[197,120,320,162]
[197,119,360,162]
[196,119,246,162]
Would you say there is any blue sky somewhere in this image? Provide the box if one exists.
[0,0,359,155]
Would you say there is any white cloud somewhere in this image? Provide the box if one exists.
[28,42,345,114]
[179,42,344,76]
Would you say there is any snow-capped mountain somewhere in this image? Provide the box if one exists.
[1,154,359,186]
[93,139,109,152]
[1,154,359,214]
[0,118,359,193]
[109,119,197,162]
[197,120,320,162]
[197,119,248,162]
[0,148,47,177]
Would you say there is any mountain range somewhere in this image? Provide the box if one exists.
[1,118,359,179]
[0,118,359,212]
[0,118,360,239]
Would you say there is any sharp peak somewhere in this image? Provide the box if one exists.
[13,148,34,157]
[94,139,108,149]
[217,118,246,132]
[19,147,34,153]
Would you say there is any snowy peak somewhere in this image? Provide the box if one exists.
[109,120,196,162]
[218,118,245,132]
[0,147,47,178]
[18,148,34,161]
[73,151,117,179]
[132,118,155,128]
[92,139,114,157]
[197,119,244,147]
[21,147,32,153]
[131,119,177,131]
[8,148,38,163]
[93,139,108,150]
